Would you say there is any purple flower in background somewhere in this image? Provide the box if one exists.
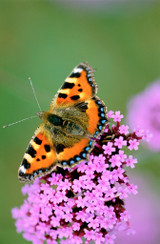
[116,174,160,244]
[127,81,160,151]
[12,111,146,244]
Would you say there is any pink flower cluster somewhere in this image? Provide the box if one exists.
[12,111,145,244]
[127,81,160,151]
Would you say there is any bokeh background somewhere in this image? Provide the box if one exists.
[1,1,160,243]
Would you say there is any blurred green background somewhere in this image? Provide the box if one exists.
[1,1,160,243]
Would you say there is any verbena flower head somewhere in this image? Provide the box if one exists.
[12,111,145,244]
[127,81,160,151]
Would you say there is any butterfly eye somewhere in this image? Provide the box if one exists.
[47,114,63,126]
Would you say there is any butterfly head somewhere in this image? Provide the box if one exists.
[37,111,45,120]
[37,111,63,127]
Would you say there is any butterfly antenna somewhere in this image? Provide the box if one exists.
[3,115,37,128]
[28,77,42,111]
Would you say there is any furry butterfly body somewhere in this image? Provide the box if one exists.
[18,62,108,182]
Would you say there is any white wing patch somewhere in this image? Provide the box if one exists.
[19,165,26,174]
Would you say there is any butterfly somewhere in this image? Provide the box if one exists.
[18,62,108,182]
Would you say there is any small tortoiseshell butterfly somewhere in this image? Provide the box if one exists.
[18,62,108,182]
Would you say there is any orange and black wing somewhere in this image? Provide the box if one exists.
[49,63,108,167]
[50,62,97,108]
[18,124,58,182]
[50,62,107,138]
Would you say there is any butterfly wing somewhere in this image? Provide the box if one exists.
[18,124,58,182]
[49,62,108,167]
[50,62,107,136]
[50,62,97,108]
